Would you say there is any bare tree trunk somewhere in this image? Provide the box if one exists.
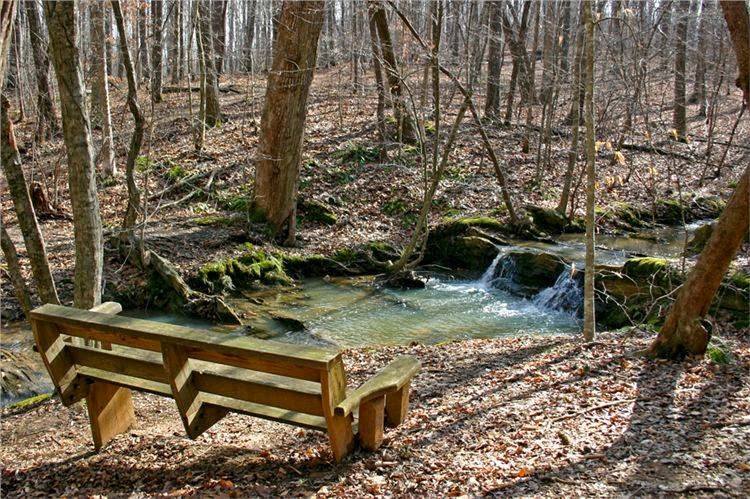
[253,0,324,245]
[212,0,228,75]
[1,220,33,318]
[690,0,708,116]
[673,0,688,140]
[152,0,163,103]
[368,0,416,142]
[199,0,222,125]
[138,2,150,82]
[368,4,388,156]
[582,0,595,342]
[0,0,16,81]
[112,0,145,233]
[24,0,58,142]
[1,95,59,305]
[44,1,103,309]
[484,1,503,119]
[244,0,257,72]
[170,0,180,83]
[720,0,750,106]
[557,3,584,216]
[90,0,116,177]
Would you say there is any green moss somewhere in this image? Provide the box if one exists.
[440,216,506,233]
[6,392,52,411]
[193,215,240,227]
[166,164,188,182]
[424,120,437,135]
[332,141,381,165]
[707,345,732,364]
[194,244,292,294]
[730,271,750,290]
[299,198,337,226]
[623,257,669,279]
[654,199,686,224]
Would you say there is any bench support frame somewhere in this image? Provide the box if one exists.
[86,381,136,450]
[321,359,354,462]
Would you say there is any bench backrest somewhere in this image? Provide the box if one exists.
[29,304,349,437]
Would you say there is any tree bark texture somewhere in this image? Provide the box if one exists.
[582,0,596,342]
[254,0,325,243]
[720,0,750,107]
[44,1,103,309]
[199,0,222,126]
[485,1,503,119]
[673,0,688,139]
[24,0,58,142]
[152,0,163,103]
[90,0,116,177]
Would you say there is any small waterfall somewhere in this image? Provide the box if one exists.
[533,265,583,316]
[478,247,513,289]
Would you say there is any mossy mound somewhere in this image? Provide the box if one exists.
[685,223,714,256]
[599,202,652,231]
[525,205,585,235]
[299,197,337,226]
[282,242,400,278]
[192,244,292,294]
[424,217,510,271]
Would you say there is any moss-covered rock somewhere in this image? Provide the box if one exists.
[193,244,292,294]
[381,270,427,290]
[685,223,714,256]
[600,202,652,231]
[281,253,350,278]
[654,199,686,224]
[493,251,568,296]
[424,217,510,271]
[525,204,584,234]
[299,197,337,226]
[622,257,669,280]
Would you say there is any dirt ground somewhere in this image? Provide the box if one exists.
[2,329,748,497]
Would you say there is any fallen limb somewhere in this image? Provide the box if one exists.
[148,166,226,201]
[116,236,242,325]
[154,168,217,212]
[162,84,243,94]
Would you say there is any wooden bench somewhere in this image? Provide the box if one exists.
[29,302,420,461]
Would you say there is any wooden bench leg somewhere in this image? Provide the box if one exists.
[359,395,385,451]
[385,381,411,427]
[86,381,135,450]
[322,360,355,462]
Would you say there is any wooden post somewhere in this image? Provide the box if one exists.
[161,343,227,439]
[30,319,86,405]
[86,381,136,450]
[321,358,354,462]
[385,381,410,427]
[359,395,385,451]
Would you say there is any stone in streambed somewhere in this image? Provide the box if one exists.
[381,270,427,290]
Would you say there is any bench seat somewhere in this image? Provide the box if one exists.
[29,303,420,461]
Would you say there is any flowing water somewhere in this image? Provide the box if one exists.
[1,220,709,406]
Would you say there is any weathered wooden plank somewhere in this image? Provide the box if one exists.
[335,356,420,417]
[359,395,385,451]
[202,393,328,432]
[161,343,227,439]
[31,304,339,368]
[69,345,167,384]
[86,381,136,450]
[77,366,172,397]
[194,371,324,416]
[321,359,355,462]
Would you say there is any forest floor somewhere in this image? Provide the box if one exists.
[1,68,748,316]
[2,328,749,497]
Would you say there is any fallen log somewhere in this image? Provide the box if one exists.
[162,84,243,94]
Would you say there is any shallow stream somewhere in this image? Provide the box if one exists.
[0,220,706,406]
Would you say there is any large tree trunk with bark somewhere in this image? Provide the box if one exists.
[1,220,33,319]
[368,0,416,143]
[44,1,103,309]
[199,0,222,126]
[1,95,59,306]
[90,0,116,177]
[0,0,15,81]
[720,0,750,106]
[24,0,58,142]
[253,0,324,245]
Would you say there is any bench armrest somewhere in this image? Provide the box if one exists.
[334,356,420,417]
